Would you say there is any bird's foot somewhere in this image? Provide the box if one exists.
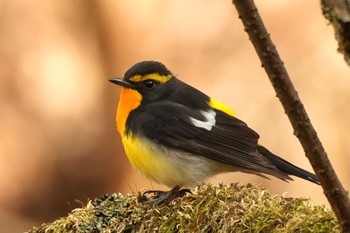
[141,186,191,206]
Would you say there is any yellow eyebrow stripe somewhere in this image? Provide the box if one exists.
[129,74,172,83]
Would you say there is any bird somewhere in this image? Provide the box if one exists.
[109,60,320,205]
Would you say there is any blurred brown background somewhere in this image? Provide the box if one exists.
[0,0,349,232]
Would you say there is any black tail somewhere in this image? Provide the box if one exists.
[257,145,320,185]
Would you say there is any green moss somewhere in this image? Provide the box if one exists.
[27,183,339,233]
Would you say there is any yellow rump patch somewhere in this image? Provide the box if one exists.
[116,88,142,135]
[208,98,236,116]
[129,74,172,83]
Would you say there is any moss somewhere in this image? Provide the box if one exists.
[27,183,339,233]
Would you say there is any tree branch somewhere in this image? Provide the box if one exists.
[322,0,350,66]
[232,0,350,231]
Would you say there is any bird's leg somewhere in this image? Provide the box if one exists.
[142,185,191,206]
[142,189,165,197]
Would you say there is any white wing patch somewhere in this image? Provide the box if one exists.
[189,109,216,131]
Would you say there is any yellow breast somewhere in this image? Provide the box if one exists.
[121,134,222,188]
[122,135,169,184]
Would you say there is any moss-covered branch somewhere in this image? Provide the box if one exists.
[27,184,338,232]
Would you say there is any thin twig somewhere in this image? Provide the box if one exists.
[232,0,350,231]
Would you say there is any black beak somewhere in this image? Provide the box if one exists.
[109,78,134,88]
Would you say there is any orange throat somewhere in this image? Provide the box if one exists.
[116,88,142,135]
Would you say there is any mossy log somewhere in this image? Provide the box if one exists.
[28,183,339,233]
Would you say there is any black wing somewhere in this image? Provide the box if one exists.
[128,101,290,179]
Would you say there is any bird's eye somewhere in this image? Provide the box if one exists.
[144,79,156,88]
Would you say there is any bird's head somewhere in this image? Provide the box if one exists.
[110,61,177,102]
